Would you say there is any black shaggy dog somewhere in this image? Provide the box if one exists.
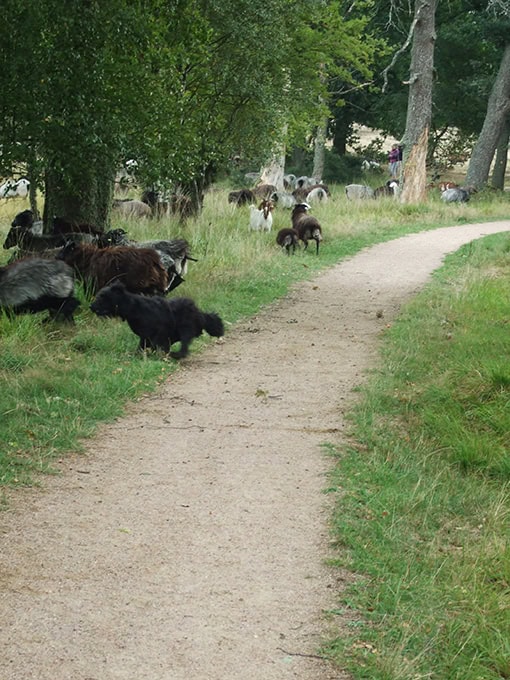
[90,281,224,358]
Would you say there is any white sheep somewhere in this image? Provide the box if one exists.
[0,178,30,199]
[306,186,329,203]
[345,184,374,200]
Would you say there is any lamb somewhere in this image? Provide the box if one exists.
[276,228,299,255]
[290,203,322,255]
[228,189,256,207]
[249,200,273,232]
[90,281,224,358]
[345,184,374,200]
[0,258,79,322]
[57,241,168,295]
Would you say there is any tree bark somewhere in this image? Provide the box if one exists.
[400,0,437,204]
[312,118,328,182]
[466,43,510,190]
[43,163,114,232]
[491,115,509,190]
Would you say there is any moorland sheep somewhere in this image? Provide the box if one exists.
[291,203,322,255]
[249,200,273,232]
[90,281,224,358]
[276,227,299,255]
[112,199,152,218]
[270,191,296,209]
[441,187,472,203]
[345,184,374,200]
[228,189,256,207]
[10,209,43,234]
[305,186,329,203]
[3,224,68,252]
[252,184,277,200]
[373,180,400,198]
[0,258,79,322]
[290,203,322,255]
[0,178,30,199]
[283,174,297,190]
[57,241,168,295]
[98,229,195,290]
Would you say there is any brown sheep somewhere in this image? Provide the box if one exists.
[57,242,168,295]
[276,228,299,255]
[290,203,323,255]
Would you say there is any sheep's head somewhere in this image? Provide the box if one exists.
[3,225,25,249]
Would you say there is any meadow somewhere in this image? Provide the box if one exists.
[1,180,509,678]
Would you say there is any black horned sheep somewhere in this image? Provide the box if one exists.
[276,228,299,255]
[90,281,224,358]
[0,258,79,322]
[290,203,323,255]
[57,241,168,295]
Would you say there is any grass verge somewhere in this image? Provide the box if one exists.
[325,231,510,679]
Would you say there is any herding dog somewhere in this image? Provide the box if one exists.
[90,281,224,358]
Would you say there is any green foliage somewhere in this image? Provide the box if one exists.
[327,232,510,679]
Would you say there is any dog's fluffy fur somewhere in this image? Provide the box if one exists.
[90,281,224,358]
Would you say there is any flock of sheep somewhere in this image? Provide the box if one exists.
[0,168,474,357]
[0,207,222,357]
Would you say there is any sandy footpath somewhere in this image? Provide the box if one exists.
[1,221,509,680]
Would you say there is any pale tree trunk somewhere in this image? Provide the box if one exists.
[466,43,510,190]
[260,125,287,191]
[400,0,437,204]
[491,115,509,190]
[312,118,328,182]
[259,147,285,191]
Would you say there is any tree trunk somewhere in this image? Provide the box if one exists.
[466,43,510,190]
[400,0,437,204]
[491,115,509,190]
[312,118,328,182]
[43,163,114,232]
[260,126,287,191]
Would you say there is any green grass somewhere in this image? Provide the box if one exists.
[325,232,510,679]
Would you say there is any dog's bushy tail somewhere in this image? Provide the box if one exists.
[202,312,224,338]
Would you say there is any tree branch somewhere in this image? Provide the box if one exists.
[381,1,430,93]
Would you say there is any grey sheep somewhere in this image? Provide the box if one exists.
[0,258,79,322]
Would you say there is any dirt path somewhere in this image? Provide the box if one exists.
[1,222,509,680]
